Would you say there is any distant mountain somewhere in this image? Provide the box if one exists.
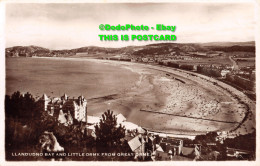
[71,46,120,54]
[6,45,50,53]
[6,45,51,57]
[205,45,255,52]
[198,41,255,47]
[5,41,255,57]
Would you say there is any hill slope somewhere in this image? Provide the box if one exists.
[5,41,255,57]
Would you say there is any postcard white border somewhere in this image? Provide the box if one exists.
[0,0,259,166]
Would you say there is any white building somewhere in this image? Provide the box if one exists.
[39,93,87,125]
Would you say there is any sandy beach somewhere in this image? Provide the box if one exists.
[83,58,255,137]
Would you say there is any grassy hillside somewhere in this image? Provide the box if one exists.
[6,41,255,58]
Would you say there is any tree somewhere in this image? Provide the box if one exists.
[194,132,218,155]
[95,110,125,148]
[5,91,40,123]
[5,91,42,149]
[194,132,218,145]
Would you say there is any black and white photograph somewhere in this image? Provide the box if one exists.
[1,0,258,164]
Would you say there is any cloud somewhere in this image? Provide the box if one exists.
[5,3,255,49]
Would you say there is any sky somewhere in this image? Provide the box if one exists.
[5,2,256,49]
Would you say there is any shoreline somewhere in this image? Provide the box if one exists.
[29,57,256,137]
